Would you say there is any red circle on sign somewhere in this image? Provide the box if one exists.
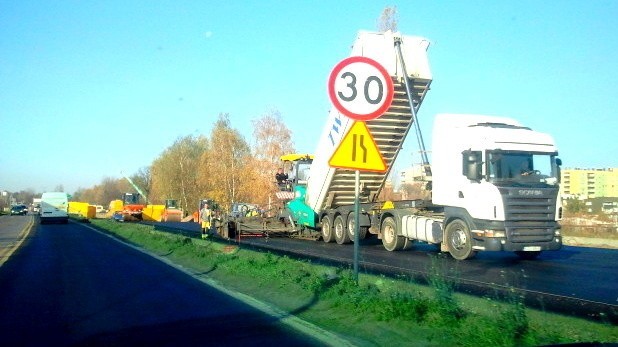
[328,56,394,121]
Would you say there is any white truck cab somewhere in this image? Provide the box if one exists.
[431,114,562,259]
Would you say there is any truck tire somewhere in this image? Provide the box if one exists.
[381,216,406,251]
[445,219,477,260]
[321,215,335,243]
[347,213,367,241]
[402,238,414,250]
[334,215,350,244]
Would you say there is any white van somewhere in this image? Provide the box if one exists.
[40,192,69,224]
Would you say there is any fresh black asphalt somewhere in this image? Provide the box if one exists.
[0,218,330,346]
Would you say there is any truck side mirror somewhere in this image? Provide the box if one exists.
[556,158,562,182]
[462,150,482,181]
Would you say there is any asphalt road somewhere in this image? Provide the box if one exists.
[0,218,335,346]
[0,215,33,266]
[158,221,618,308]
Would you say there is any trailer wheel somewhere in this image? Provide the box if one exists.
[445,219,476,260]
[347,213,367,241]
[334,215,350,244]
[381,216,406,251]
[321,215,335,243]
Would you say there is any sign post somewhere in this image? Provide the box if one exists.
[327,56,393,282]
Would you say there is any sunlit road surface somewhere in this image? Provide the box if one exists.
[0,219,335,346]
[0,215,33,267]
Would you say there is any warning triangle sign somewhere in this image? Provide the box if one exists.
[329,121,387,172]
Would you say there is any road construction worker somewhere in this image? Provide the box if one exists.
[275,167,289,191]
[200,203,212,239]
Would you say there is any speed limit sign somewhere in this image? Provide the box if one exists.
[328,56,394,121]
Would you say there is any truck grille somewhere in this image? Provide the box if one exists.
[498,187,559,243]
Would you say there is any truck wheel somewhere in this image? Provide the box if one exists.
[321,215,335,243]
[514,251,541,260]
[445,219,477,260]
[402,238,414,250]
[381,216,405,251]
[334,215,350,244]
[347,213,367,241]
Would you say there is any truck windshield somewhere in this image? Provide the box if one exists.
[487,151,559,186]
[296,162,311,183]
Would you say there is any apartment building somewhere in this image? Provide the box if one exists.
[560,168,618,199]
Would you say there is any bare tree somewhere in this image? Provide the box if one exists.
[75,177,127,206]
[377,6,399,33]
[250,108,296,208]
[252,108,295,164]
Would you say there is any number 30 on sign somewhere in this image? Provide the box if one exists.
[328,56,394,121]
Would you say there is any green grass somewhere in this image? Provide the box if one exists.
[90,219,617,346]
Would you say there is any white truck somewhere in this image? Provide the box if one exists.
[40,192,69,224]
[217,30,562,260]
[281,30,562,260]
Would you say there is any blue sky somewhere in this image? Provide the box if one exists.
[1,1,617,194]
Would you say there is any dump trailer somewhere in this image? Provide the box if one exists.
[216,30,563,260]
[296,30,562,260]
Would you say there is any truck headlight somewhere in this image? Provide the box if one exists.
[484,230,505,238]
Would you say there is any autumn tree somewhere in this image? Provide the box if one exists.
[74,177,128,206]
[400,182,429,200]
[151,135,208,213]
[377,180,402,201]
[250,108,296,209]
[377,6,399,32]
[203,113,252,211]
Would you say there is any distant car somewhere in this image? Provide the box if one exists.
[10,205,28,216]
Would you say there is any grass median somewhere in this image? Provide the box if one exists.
[90,219,617,346]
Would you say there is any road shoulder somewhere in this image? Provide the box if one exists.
[0,216,35,268]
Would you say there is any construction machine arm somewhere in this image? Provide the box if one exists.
[121,172,151,205]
